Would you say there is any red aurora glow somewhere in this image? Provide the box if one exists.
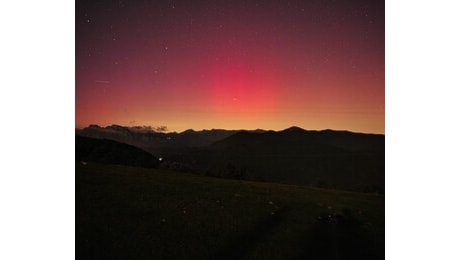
[76,0,384,133]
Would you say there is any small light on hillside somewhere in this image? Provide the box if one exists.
[159,157,163,161]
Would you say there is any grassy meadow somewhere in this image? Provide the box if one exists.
[76,162,384,259]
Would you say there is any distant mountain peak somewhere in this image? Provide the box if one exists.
[281,126,306,132]
[181,129,196,134]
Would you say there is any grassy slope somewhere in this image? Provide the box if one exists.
[76,162,384,260]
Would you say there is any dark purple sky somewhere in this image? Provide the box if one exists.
[76,0,384,133]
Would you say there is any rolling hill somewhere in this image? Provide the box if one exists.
[76,125,384,193]
[76,135,160,168]
[76,124,259,156]
[170,127,384,193]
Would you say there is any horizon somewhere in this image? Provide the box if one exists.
[76,0,384,135]
[76,123,384,135]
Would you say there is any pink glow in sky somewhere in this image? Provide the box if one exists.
[76,0,384,133]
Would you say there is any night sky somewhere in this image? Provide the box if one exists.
[76,0,384,134]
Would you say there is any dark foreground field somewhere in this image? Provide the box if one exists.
[76,162,384,259]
